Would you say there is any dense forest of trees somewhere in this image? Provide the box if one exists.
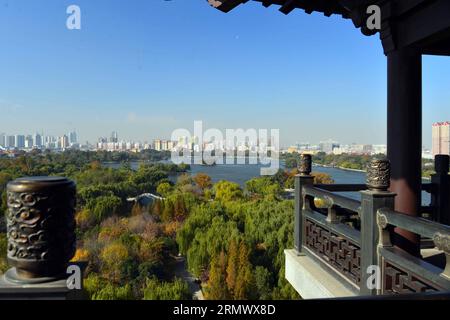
[0,151,192,299]
[0,150,334,300]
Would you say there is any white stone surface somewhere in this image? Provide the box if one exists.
[285,249,357,299]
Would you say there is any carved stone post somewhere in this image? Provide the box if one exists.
[360,160,396,295]
[433,233,450,280]
[431,155,450,225]
[2,177,76,285]
[294,154,314,254]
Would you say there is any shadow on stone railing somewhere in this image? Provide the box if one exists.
[0,177,85,300]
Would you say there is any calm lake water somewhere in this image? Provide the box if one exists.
[105,161,431,205]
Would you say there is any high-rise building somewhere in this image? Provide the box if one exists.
[69,131,78,145]
[6,136,15,148]
[167,141,175,150]
[15,135,25,149]
[0,133,5,147]
[319,139,340,154]
[25,135,33,149]
[110,131,118,143]
[60,135,69,150]
[432,122,450,157]
[33,133,43,148]
[154,139,162,151]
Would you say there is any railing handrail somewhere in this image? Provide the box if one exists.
[314,184,367,192]
[377,208,450,239]
[303,208,361,244]
[303,185,361,214]
[294,155,450,296]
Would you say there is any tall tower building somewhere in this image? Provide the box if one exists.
[432,122,450,157]
[6,136,15,148]
[15,135,25,149]
[33,133,43,148]
[69,131,78,145]
[25,135,33,149]
[0,133,5,147]
[110,131,118,143]
[60,135,69,150]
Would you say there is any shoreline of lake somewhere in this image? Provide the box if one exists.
[313,163,432,180]
[103,161,431,204]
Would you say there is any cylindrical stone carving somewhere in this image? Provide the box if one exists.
[367,160,391,191]
[5,177,76,282]
[299,154,312,176]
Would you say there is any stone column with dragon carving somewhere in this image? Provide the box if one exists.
[360,159,396,295]
[0,177,81,299]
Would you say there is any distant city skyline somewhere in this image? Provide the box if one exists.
[1,1,449,148]
[0,124,445,150]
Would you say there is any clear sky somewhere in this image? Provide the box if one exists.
[0,0,449,148]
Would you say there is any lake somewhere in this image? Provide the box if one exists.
[104,161,431,205]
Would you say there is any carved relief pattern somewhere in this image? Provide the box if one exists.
[383,260,444,294]
[305,219,361,285]
[366,159,390,190]
[433,233,450,253]
[299,154,312,175]
[6,188,76,264]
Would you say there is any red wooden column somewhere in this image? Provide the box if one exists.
[387,48,422,256]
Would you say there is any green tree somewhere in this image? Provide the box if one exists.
[254,266,272,300]
[194,173,212,191]
[214,181,243,202]
[311,172,334,184]
[234,241,254,300]
[91,283,134,300]
[143,277,191,300]
[157,182,172,197]
[161,200,174,222]
[226,239,238,295]
[88,195,122,222]
[206,251,230,300]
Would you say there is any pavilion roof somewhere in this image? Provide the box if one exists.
[207,0,450,56]
[207,0,372,17]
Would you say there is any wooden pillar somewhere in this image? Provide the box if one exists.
[387,48,422,256]
[431,155,450,225]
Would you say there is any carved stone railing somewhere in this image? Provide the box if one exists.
[294,154,450,297]
[0,177,83,300]
[377,208,450,294]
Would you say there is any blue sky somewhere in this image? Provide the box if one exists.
[0,0,449,147]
